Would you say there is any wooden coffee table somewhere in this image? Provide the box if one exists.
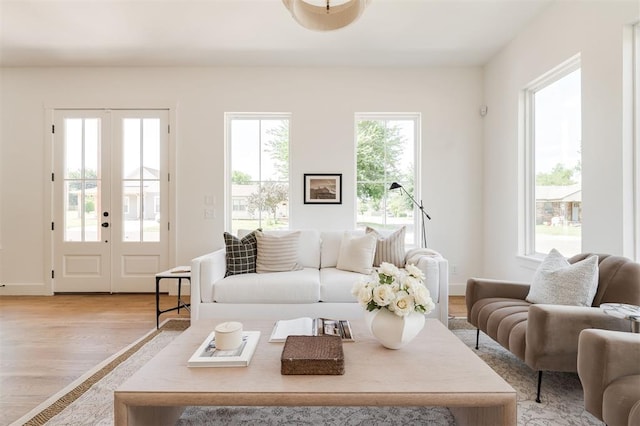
[114,319,516,426]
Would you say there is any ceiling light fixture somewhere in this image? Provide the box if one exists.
[282,0,370,31]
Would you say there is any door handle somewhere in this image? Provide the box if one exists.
[101,222,109,228]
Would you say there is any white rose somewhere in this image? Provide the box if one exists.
[379,262,400,278]
[424,298,435,313]
[404,263,425,280]
[357,284,374,306]
[401,275,420,290]
[412,283,432,307]
[391,290,414,316]
[372,284,395,307]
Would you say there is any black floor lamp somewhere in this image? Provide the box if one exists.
[389,182,431,248]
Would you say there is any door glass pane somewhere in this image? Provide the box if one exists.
[65,119,82,177]
[84,119,100,178]
[123,182,141,242]
[64,180,81,241]
[83,181,100,242]
[123,119,141,180]
[122,117,161,242]
[143,180,160,242]
[143,118,160,170]
[64,118,101,242]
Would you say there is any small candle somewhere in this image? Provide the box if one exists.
[214,321,243,350]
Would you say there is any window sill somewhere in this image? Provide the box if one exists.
[516,254,543,271]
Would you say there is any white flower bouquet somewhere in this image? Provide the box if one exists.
[352,262,435,317]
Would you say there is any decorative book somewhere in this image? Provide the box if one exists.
[281,335,345,375]
[269,317,354,342]
[188,330,260,367]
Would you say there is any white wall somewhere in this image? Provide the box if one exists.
[0,66,483,295]
[483,0,639,281]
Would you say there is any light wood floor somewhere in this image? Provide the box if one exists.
[0,294,466,425]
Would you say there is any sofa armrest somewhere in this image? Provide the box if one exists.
[190,248,226,319]
[578,329,640,420]
[405,249,449,324]
[465,278,530,317]
[525,304,630,372]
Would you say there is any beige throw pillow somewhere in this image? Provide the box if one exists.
[526,248,599,306]
[366,226,406,267]
[336,232,377,275]
[255,231,303,273]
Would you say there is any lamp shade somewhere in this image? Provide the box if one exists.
[389,182,402,190]
[282,0,369,31]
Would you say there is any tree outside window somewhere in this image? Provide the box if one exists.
[227,115,290,234]
[525,63,582,256]
[356,115,419,246]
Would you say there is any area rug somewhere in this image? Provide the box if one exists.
[15,318,603,426]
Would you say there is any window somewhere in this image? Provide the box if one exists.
[523,57,582,257]
[226,114,290,234]
[634,23,640,260]
[355,114,420,246]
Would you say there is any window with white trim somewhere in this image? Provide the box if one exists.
[355,114,421,247]
[226,114,290,235]
[523,57,582,257]
[634,23,640,260]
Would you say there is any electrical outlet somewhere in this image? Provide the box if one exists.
[204,208,215,219]
[451,265,458,275]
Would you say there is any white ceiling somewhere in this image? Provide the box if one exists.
[0,0,554,68]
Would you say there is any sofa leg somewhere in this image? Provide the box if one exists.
[475,328,479,350]
[536,371,543,403]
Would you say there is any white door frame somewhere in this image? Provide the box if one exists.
[44,105,177,294]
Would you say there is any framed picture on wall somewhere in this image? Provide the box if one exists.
[304,174,342,204]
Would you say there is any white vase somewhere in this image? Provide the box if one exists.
[364,308,425,349]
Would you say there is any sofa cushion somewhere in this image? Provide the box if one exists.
[526,248,599,306]
[366,226,406,268]
[223,230,259,277]
[213,268,320,303]
[240,229,320,269]
[256,231,304,273]
[336,232,377,275]
[320,230,364,268]
[320,268,368,303]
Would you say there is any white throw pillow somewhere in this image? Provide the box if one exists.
[525,248,599,306]
[366,226,406,268]
[336,232,377,275]
[255,231,303,273]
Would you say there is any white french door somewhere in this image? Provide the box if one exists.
[52,109,170,293]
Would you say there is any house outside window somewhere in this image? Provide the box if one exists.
[226,114,290,235]
[523,57,582,257]
[355,114,420,246]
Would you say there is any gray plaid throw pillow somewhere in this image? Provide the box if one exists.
[224,230,259,277]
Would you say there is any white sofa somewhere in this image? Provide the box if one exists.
[190,229,449,324]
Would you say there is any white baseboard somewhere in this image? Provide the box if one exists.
[0,282,52,296]
[449,283,466,296]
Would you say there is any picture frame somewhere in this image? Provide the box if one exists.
[304,174,342,204]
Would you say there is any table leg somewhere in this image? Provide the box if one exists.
[177,278,182,313]
[155,277,161,329]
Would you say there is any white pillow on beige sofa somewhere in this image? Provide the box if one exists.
[336,232,377,275]
[526,248,599,306]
